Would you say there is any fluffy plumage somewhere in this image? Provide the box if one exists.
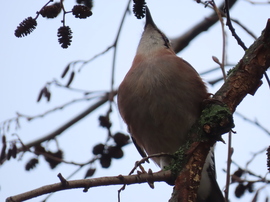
[117,7,224,202]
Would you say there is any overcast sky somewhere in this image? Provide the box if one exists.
[1,0,270,201]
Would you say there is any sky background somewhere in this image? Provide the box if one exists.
[1,0,270,201]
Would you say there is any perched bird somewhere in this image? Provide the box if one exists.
[117,7,224,202]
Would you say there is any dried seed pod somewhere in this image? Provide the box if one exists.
[57,26,73,49]
[25,158,39,171]
[247,182,254,193]
[44,150,63,169]
[15,17,37,38]
[99,154,111,168]
[84,168,96,178]
[92,143,105,155]
[76,0,93,9]
[231,168,244,183]
[113,132,130,147]
[98,115,111,129]
[39,3,62,18]
[107,146,124,159]
[235,183,246,198]
[133,0,146,19]
[72,5,92,19]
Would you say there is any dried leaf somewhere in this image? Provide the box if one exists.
[2,135,6,144]
[11,144,17,159]
[84,168,96,178]
[25,158,39,171]
[7,149,12,160]
[61,64,70,78]
[0,143,7,161]
[37,88,44,102]
[66,71,75,87]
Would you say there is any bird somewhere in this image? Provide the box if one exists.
[117,6,224,202]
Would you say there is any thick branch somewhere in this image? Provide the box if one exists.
[170,19,270,202]
[171,0,237,54]
[213,26,270,111]
[6,170,172,202]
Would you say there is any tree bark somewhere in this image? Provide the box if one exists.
[169,19,270,202]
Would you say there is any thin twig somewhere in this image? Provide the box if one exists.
[235,112,270,136]
[246,147,268,168]
[210,0,227,81]
[231,160,266,180]
[21,94,104,121]
[230,18,257,40]
[245,0,270,4]
[41,161,97,201]
[0,92,116,165]
[0,91,106,133]
[110,0,132,93]
[171,0,238,53]
[199,64,235,75]
[77,45,114,72]
[211,2,231,200]
[225,0,248,50]
[225,132,233,201]
[52,79,103,94]
[118,152,172,201]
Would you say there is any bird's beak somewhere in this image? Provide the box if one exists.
[145,6,157,29]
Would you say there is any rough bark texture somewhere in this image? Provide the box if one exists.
[170,19,270,202]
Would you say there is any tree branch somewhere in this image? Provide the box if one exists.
[170,19,270,202]
[5,170,172,202]
[0,92,116,165]
[171,0,238,54]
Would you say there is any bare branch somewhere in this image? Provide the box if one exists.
[171,0,238,53]
[0,92,117,165]
[225,0,248,50]
[6,170,172,202]
[230,18,257,40]
[235,112,270,136]
[245,0,270,4]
